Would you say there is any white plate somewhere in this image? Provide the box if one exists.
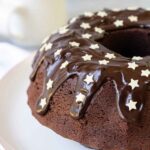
[0,54,91,150]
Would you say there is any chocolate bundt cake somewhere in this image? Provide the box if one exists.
[28,8,150,150]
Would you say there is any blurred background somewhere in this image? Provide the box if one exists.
[0,0,149,78]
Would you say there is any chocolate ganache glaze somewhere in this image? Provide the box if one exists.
[30,8,150,122]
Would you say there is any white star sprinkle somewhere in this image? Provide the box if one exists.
[84,74,94,84]
[127,6,138,11]
[84,12,94,17]
[80,22,91,29]
[90,44,99,49]
[141,69,150,77]
[39,98,47,108]
[42,36,49,44]
[128,79,139,90]
[76,93,86,104]
[97,11,107,17]
[47,79,53,90]
[59,26,69,34]
[128,15,138,22]
[113,8,121,12]
[99,59,109,65]
[132,56,143,61]
[114,20,124,27]
[82,33,92,39]
[126,99,137,111]
[82,54,92,61]
[69,41,80,47]
[54,49,62,57]
[94,27,105,34]
[105,53,116,59]
[70,17,77,24]
[60,61,69,69]
[128,62,138,70]
[45,43,53,51]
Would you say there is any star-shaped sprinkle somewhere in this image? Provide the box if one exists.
[60,61,69,69]
[82,54,92,61]
[126,99,137,111]
[99,59,109,65]
[97,11,107,17]
[84,12,94,17]
[84,74,94,84]
[105,53,116,59]
[113,8,121,12]
[76,93,86,104]
[128,62,138,70]
[141,69,150,77]
[80,22,91,29]
[69,41,80,47]
[128,79,139,90]
[114,20,124,27]
[127,6,138,10]
[54,49,62,57]
[45,43,53,51]
[46,79,54,90]
[42,36,49,44]
[82,33,92,39]
[70,17,77,24]
[90,44,99,49]
[128,15,138,22]
[39,98,47,108]
[94,27,105,34]
[132,56,143,61]
[59,27,69,34]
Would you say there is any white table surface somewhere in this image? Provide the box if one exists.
[0,43,31,79]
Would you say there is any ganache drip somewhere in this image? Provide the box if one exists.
[30,8,150,122]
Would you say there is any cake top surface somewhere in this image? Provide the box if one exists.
[30,8,150,123]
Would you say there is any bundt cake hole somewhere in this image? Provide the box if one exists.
[98,28,150,57]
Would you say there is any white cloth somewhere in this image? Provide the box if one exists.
[0,43,30,79]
